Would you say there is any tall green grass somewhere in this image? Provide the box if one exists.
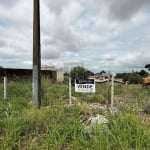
[107,111,150,150]
[0,79,149,149]
[0,104,150,149]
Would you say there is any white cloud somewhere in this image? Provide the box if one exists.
[0,0,150,72]
[106,0,150,21]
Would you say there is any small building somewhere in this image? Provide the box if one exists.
[0,67,64,82]
[90,72,111,80]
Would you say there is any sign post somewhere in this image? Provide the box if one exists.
[69,70,72,105]
[64,62,83,105]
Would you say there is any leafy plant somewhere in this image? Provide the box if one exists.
[70,66,94,85]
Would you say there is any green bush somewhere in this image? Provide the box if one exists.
[123,73,143,84]
[70,66,94,85]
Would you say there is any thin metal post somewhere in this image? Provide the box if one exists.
[106,72,110,110]
[4,76,7,99]
[111,74,115,108]
[32,0,41,108]
[69,76,72,105]
[63,62,83,106]
[69,67,72,105]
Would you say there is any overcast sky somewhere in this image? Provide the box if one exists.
[0,0,150,73]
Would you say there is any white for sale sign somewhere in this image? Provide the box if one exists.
[75,79,95,93]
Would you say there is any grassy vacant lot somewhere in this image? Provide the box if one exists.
[0,78,150,150]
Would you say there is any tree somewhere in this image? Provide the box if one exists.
[138,69,148,77]
[145,64,150,70]
[100,70,106,74]
[123,73,143,84]
[70,66,94,85]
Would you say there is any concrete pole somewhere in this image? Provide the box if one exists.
[4,76,7,99]
[32,0,41,108]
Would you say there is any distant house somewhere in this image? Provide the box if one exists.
[0,67,64,82]
[90,72,111,80]
[89,72,124,84]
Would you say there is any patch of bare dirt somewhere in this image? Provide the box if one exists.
[139,112,150,126]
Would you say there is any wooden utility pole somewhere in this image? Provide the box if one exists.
[32,0,41,108]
